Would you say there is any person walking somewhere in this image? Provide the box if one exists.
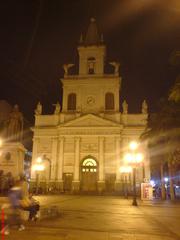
[1,180,25,235]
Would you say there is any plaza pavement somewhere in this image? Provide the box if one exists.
[1,195,180,240]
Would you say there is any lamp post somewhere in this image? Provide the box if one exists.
[32,157,45,194]
[32,155,52,194]
[119,166,132,198]
[124,141,143,206]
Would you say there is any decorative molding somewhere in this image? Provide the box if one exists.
[59,129,121,135]
[38,143,52,153]
[81,143,98,152]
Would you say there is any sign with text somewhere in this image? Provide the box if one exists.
[141,183,153,200]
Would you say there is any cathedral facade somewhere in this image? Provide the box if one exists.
[31,19,150,194]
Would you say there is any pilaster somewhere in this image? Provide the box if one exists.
[51,137,58,182]
[31,137,39,179]
[115,137,122,192]
[72,137,81,193]
[56,136,64,191]
[98,136,105,193]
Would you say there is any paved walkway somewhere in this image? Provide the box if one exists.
[1,195,180,240]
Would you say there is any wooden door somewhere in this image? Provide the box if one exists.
[81,171,97,192]
[63,173,73,192]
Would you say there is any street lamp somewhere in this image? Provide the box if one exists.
[32,157,45,194]
[33,155,52,193]
[124,141,143,206]
[119,166,132,198]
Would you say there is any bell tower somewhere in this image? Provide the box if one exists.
[61,18,121,114]
[78,18,106,76]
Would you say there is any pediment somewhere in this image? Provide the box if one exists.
[60,114,120,127]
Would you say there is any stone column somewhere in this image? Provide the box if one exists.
[30,138,39,191]
[50,137,58,186]
[119,137,130,194]
[31,137,39,179]
[115,137,121,192]
[98,136,105,193]
[72,137,81,193]
[56,137,64,191]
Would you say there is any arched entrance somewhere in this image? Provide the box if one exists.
[81,157,98,192]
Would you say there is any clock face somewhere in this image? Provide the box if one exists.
[86,96,95,106]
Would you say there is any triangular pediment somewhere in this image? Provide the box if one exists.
[60,114,120,127]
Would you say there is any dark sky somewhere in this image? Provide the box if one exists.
[1,0,180,124]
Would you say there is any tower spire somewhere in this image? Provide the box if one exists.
[84,18,102,46]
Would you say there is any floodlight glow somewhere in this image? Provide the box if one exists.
[124,153,133,162]
[36,157,42,163]
[32,164,45,171]
[150,180,155,186]
[129,141,138,150]
[119,166,132,173]
[0,139,3,147]
[164,177,169,182]
[135,153,143,163]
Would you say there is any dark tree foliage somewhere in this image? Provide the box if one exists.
[141,77,180,173]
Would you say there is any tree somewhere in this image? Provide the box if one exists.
[142,74,180,200]
[169,76,180,103]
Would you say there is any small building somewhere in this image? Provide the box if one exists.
[31,18,150,194]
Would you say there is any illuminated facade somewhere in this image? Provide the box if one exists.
[31,18,150,193]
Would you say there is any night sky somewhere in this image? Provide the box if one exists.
[1,0,180,124]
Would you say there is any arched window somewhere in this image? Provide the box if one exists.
[82,158,97,167]
[82,158,97,172]
[105,92,114,110]
[87,57,96,74]
[67,93,76,110]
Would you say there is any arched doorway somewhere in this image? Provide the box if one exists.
[81,157,98,192]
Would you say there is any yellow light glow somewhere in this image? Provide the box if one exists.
[135,153,143,163]
[36,157,42,163]
[32,164,45,171]
[119,166,132,173]
[124,153,133,162]
[129,141,138,150]
[0,139,3,147]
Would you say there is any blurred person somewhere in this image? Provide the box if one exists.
[22,193,40,221]
[1,180,25,235]
[18,174,40,221]
[19,173,29,197]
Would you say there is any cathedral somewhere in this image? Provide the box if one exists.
[31,18,150,194]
